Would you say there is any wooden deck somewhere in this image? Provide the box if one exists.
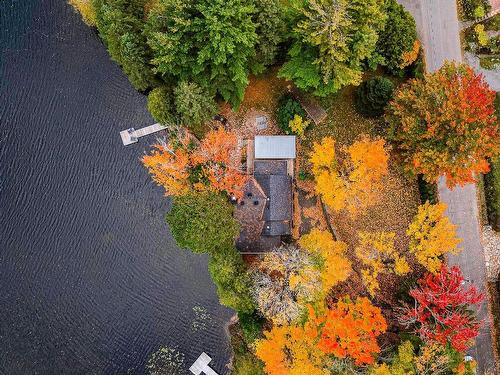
[119,123,166,145]
[288,85,328,125]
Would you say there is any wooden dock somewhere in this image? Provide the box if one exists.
[120,123,166,146]
[189,352,219,375]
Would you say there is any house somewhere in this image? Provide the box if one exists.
[236,136,296,253]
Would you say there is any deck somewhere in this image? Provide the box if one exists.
[119,123,166,145]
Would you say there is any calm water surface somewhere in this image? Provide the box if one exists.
[0,0,232,373]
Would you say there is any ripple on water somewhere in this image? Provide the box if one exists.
[0,0,233,374]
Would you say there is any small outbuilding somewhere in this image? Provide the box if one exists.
[254,135,296,160]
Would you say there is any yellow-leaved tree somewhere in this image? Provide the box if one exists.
[299,229,351,294]
[309,136,389,214]
[355,231,410,296]
[407,202,461,273]
[255,316,331,375]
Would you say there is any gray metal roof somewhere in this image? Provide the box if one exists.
[254,136,296,159]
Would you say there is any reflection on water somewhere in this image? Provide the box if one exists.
[0,0,232,373]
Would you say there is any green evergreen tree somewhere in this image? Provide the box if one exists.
[279,0,387,96]
[355,76,394,117]
[147,86,175,125]
[250,0,287,72]
[146,0,258,108]
[376,0,418,75]
[94,0,157,91]
[174,81,217,129]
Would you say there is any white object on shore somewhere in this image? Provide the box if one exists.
[189,352,219,375]
[120,123,166,145]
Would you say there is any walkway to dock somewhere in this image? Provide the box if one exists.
[120,123,166,146]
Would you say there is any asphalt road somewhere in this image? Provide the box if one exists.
[398,1,498,373]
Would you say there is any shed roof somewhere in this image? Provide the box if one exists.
[254,136,296,159]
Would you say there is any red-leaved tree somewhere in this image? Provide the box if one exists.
[398,265,483,352]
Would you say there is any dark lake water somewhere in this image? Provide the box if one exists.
[0,0,233,373]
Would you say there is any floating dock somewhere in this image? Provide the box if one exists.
[189,352,219,375]
[120,123,166,145]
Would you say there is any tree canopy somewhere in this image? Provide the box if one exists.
[279,0,387,96]
[386,62,499,187]
[166,192,240,254]
[375,0,419,74]
[398,265,483,353]
[94,0,157,91]
[309,136,389,214]
[146,0,258,108]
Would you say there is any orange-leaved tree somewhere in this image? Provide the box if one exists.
[142,134,192,196]
[309,136,389,214]
[317,297,387,365]
[355,231,410,296]
[386,62,499,188]
[142,128,247,198]
[407,202,461,274]
[191,127,247,198]
[255,308,331,375]
[299,228,352,293]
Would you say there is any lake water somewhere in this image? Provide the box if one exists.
[0,0,232,373]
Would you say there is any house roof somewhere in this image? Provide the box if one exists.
[255,174,292,222]
[254,136,296,159]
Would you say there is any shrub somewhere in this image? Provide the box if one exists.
[276,95,306,134]
[376,0,418,75]
[209,247,256,313]
[355,77,394,117]
[147,86,175,125]
[238,311,265,345]
[174,81,217,132]
[484,155,500,230]
[417,174,438,204]
[166,192,240,255]
[459,0,491,20]
[288,114,310,137]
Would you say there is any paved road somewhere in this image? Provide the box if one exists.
[398,1,498,373]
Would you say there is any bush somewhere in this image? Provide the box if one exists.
[238,311,265,345]
[355,76,394,117]
[166,192,240,255]
[209,247,256,313]
[484,155,500,231]
[174,81,217,132]
[276,95,306,134]
[147,86,175,125]
[417,175,438,204]
[376,0,418,75]
[459,0,491,20]
[230,323,265,375]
